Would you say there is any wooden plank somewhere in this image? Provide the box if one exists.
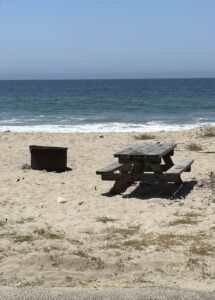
[165,159,194,175]
[96,162,123,175]
[102,173,156,182]
[115,143,177,158]
[116,144,162,162]
[101,172,181,183]
[114,144,157,157]
[143,164,169,172]
[118,156,161,163]
[114,144,142,156]
[131,144,160,155]
[147,144,177,156]
[114,144,151,157]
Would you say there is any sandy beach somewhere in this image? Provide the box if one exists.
[0,128,215,291]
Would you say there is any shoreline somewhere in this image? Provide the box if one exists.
[0,123,215,134]
[0,128,215,290]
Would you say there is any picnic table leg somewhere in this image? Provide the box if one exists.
[110,163,133,194]
[163,154,183,184]
[111,162,145,194]
[130,161,144,175]
[150,162,169,194]
[163,154,174,169]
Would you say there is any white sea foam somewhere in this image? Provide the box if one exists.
[0,118,23,124]
[0,122,214,133]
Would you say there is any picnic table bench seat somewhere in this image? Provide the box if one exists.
[96,162,123,175]
[96,159,194,176]
[165,159,194,174]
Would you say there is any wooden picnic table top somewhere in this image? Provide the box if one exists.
[114,143,177,159]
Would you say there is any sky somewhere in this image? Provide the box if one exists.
[0,0,215,79]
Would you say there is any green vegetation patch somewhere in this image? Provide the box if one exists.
[105,231,202,251]
[189,242,215,256]
[186,143,203,151]
[167,217,199,226]
[96,216,118,224]
[133,134,155,140]
[34,228,64,240]
[0,231,36,243]
[107,225,141,239]
[197,126,215,138]
[13,235,35,243]
[16,217,35,224]
[133,273,153,284]
[73,250,89,258]
[0,220,7,227]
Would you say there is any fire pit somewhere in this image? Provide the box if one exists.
[29,145,68,172]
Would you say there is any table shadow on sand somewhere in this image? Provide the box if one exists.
[102,180,197,201]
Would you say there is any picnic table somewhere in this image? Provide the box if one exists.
[96,143,194,194]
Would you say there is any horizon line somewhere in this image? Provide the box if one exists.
[0,76,215,81]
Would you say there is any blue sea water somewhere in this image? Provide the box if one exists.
[0,79,214,132]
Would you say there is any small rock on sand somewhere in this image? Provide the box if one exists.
[57,196,67,203]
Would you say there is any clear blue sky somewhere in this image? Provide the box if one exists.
[0,0,215,79]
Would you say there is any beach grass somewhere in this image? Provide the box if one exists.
[107,225,141,239]
[189,242,215,256]
[167,217,199,226]
[104,232,204,251]
[133,133,155,140]
[197,126,215,138]
[96,216,118,223]
[33,228,64,240]
[186,143,203,151]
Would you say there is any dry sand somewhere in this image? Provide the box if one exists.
[0,128,215,291]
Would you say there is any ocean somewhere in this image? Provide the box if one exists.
[0,78,214,132]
